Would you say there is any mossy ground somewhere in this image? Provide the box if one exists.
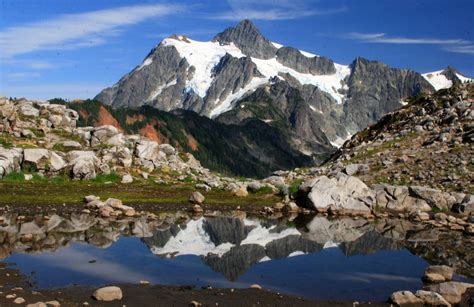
[0,177,279,208]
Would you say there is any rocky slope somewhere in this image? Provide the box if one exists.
[326,82,474,193]
[58,99,313,177]
[0,96,303,195]
[0,97,222,186]
[95,19,452,163]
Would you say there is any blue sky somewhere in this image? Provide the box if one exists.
[0,0,473,100]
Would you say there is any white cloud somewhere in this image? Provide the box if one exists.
[0,4,183,58]
[216,0,346,21]
[344,32,474,56]
[346,32,470,45]
[0,83,108,100]
[444,45,474,55]
[4,72,41,79]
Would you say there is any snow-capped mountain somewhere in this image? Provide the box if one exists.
[95,20,468,161]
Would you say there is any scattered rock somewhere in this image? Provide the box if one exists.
[424,265,454,282]
[390,290,423,305]
[192,204,204,214]
[13,297,26,304]
[189,191,205,204]
[121,174,133,184]
[84,195,100,203]
[415,290,451,306]
[426,281,474,304]
[249,284,262,290]
[92,286,123,301]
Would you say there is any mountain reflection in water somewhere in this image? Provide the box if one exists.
[1,213,472,301]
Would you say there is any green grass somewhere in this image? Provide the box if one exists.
[0,180,279,207]
[91,172,121,184]
[3,171,26,182]
[0,135,14,149]
[252,186,274,194]
[288,179,304,194]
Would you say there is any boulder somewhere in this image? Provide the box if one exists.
[23,148,50,170]
[106,133,126,147]
[424,265,454,282]
[72,159,96,180]
[92,286,123,301]
[303,174,374,215]
[415,290,451,306]
[19,104,39,117]
[189,191,205,204]
[283,202,299,213]
[409,186,452,211]
[247,181,262,192]
[68,151,99,180]
[13,297,26,304]
[135,139,160,161]
[344,164,361,176]
[121,174,133,184]
[0,148,23,177]
[85,195,100,203]
[193,204,204,213]
[426,282,474,304]
[159,144,175,155]
[62,140,82,149]
[263,176,286,190]
[233,186,248,197]
[49,151,66,171]
[390,290,423,305]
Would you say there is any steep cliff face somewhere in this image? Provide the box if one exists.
[343,57,435,132]
[212,19,277,59]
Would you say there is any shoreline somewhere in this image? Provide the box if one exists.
[0,263,390,307]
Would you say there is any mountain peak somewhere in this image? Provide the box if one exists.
[212,19,277,59]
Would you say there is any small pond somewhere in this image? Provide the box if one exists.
[1,213,472,301]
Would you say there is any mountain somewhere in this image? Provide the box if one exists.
[95,20,469,171]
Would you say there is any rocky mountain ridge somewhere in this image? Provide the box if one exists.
[95,20,470,162]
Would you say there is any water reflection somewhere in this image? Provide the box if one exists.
[0,212,472,301]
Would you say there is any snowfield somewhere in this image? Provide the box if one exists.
[422,70,453,91]
[161,36,351,117]
[422,70,472,91]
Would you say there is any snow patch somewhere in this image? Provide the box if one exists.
[456,73,472,83]
[288,251,305,257]
[271,41,283,49]
[240,223,300,247]
[162,37,245,98]
[259,256,272,262]
[252,57,350,104]
[150,218,234,257]
[309,105,323,114]
[147,79,177,101]
[422,70,453,91]
[137,57,153,71]
[323,240,339,249]
[209,77,267,118]
[330,134,352,148]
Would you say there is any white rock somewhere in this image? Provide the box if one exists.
[121,174,133,184]
[92,286,122,301]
